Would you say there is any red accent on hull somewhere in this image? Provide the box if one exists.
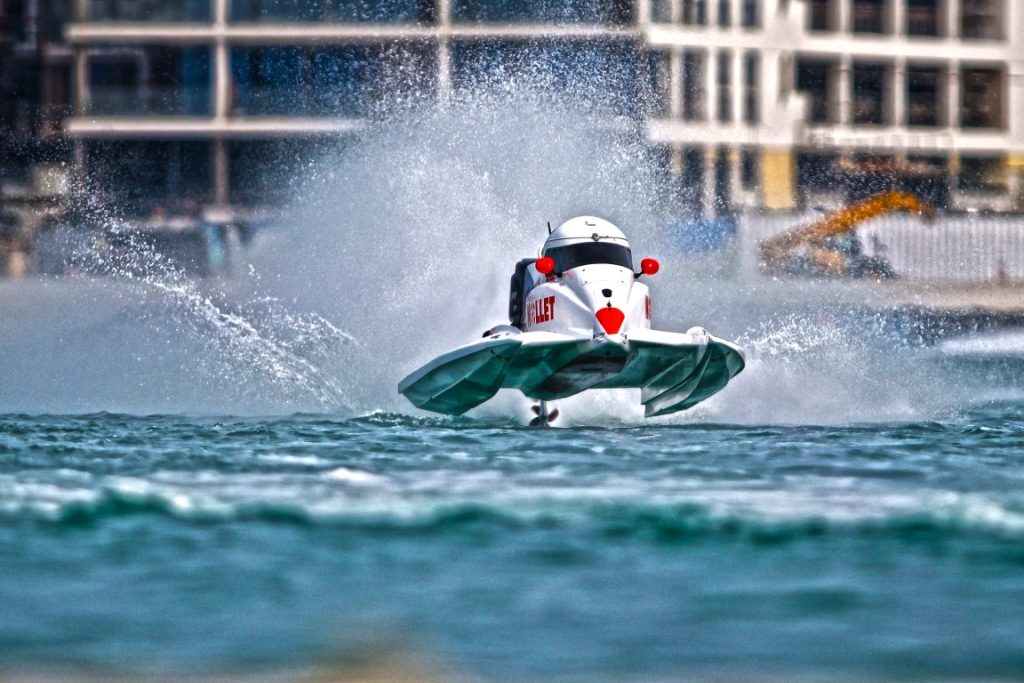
[595,307,625,334]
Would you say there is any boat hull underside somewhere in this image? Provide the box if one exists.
[398,329,745,418]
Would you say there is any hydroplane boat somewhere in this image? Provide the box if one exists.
[398,216,745,424]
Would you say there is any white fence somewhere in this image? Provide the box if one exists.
[739,212,1024,283]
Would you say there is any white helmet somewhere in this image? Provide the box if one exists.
[543,216,630,253]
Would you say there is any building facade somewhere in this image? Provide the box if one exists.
[9,0,1024,215]
[0,0,75,194]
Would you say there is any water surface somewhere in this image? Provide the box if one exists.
[2,400,1023,680]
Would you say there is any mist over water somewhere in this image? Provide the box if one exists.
[0,83,1008,421]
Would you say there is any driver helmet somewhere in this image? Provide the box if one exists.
[542,216,633,272]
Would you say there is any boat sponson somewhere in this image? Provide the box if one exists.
[398,330,745,417]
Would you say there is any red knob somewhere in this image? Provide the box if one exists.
[641,258,660,275]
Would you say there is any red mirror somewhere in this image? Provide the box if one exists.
[641,258,660,276]
[535,256,556,275]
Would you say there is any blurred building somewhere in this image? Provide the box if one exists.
[2,0,1023,217]
[644,0,1024,213]
[0,0,74,195]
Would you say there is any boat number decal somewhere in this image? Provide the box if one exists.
[527,296,555,326]
[645,295,651,320]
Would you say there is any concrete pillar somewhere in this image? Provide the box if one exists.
[891,59,906,126]
[758,50,778,128]
[213,139,229,206]
[214,41,230,118]
[212,0,231,208]
[890,0,905,34]
[944,0,959,38]
[636,0,651,24]
[836,54,852,125]
[1006,2,1024,160]
[836,0,851,32]
[947,62,960,128]
[706,48,718,123]
[732,49,744,123]
[761,148,796,210]
[707,0,718,26]
[73,47,89,114]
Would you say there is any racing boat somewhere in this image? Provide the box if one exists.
[398,216,745,424]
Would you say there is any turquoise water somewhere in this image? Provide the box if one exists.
[3,399,1024,680]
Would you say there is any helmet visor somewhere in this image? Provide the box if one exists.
[544,243,633,273]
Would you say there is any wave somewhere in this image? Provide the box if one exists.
[7,481,1024,547]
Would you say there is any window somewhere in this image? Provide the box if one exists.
[741,0,758,27]
[682,51,706,121]
[796,59,832,123]
[907,66,940,126]
[907,0,940,36]
[651,0,673,22]
[960,67,1003,128]
[680,147,705,213]
[852,0,885,33]
[85,0,210,21]
[717,51,732,123]
[229,139,325,206]
[85,141,213,208]
[682,0,707,25]
[451,42,641,115]
[646,50,672,117]
[717,0,731,26]
[741,148,758,190]
[961,0,1003,40]
[232,0,429,23]
[743,52,760,124]
[851,63,886,125]
[958,156,1004,192]
[230,45,433,117]
[87,46,211,116]
[808,0,832,31]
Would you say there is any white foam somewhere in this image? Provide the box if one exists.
[940,329,1024,357]
[324,467,387,485]
[257,453,331,466]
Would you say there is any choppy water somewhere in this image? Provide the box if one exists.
[2,397,1024,680]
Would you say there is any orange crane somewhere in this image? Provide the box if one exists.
[759,191,934,278]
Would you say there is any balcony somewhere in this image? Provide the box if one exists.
[231,0,432,23]
[88,86,212,116]
[83,0,211,22]
[87,45,211,115]
[229,45,434,117]
[452,0,633,24]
